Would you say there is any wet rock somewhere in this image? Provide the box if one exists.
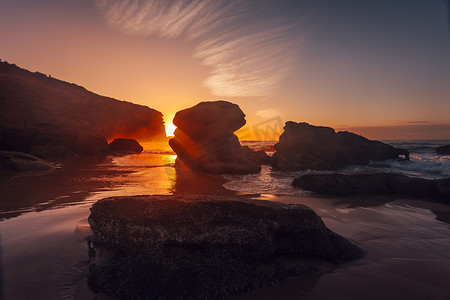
[437,178,450,201]
[0,151,55,172]
[0,124,109,156]
[254,150,272,165]
[108,138,143,154]
[292,173,449,202]
[436,145,450,155]
[30,145,78,161]
[272,122,409,171]
[169,101,261,174]
[88,195,364,299]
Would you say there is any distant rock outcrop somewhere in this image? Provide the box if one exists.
[88,195,364,299]
[0,61,165,143]
[0,151,55,172]
[109,138,143,154]
[272,122,410,171]
[292,173,450,202]
[436,145,450,155]
[169,101,261,174]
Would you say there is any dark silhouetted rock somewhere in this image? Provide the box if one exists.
[272,122,409,171]
[436,145,450,155]
[88,195,364,263]
[169,101,261,174]
[0,61,166,142]
[436,178,450,201]
[0,151,55,172]
[292,173,450,202]
[254,150,272,164]
[0,124,109,156]
[87,195,364,298]
[30,145,78,161]
[108,138,143,154]
[87,195,364,299]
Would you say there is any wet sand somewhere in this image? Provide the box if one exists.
[1,151,450,299]
[235,195,450,300]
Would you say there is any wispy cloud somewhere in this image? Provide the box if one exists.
[95,0,306,97]
[256,108,281,119]
[398,121,434,125]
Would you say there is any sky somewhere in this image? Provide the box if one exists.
[1,0,449,139]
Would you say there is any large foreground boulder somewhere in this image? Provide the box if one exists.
[272,122,409,171]
[88,195,364,299]
[169,101,261,174]
[292,173,450,202]
[436,145,450,155]
[0,151,55,172]
[108,138,143,154]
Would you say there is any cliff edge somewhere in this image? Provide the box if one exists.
[0,60,165,141]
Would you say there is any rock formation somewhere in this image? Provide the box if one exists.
[0,151,55,172]
[169,101,261,174]
[0,123,109,157]
[436,145,450,155]
[88,195,365,299]
[272,122,409,171]
[254,149,272,164]
[108,138,143,154]
[29,145,78,162]
[292,173,450,202]
[0,61,166,144]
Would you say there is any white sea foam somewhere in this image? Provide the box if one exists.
[224,140,450,195]
[223,165,332,196]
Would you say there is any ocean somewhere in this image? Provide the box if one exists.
[224,140,450,196]
[0,139,449,299]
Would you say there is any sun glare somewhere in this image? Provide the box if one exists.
[165,116,177,137]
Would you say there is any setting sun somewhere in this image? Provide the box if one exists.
[165,117,177,137]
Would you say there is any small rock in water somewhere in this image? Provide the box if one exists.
[0,151,55,172]
[108,138,143,154]
[436,145,450,155]
[292,173,450,203]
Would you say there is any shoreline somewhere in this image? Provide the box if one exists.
[1,152,450,299]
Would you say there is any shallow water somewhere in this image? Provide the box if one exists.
[235,196,450,300]
[1,140,450,299]
[226,139,450,195]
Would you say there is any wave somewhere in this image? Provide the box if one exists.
[223,166,331,196]
[143,150,176,155]
[223,139,450,195]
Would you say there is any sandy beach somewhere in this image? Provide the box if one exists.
[1,146,450,299]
